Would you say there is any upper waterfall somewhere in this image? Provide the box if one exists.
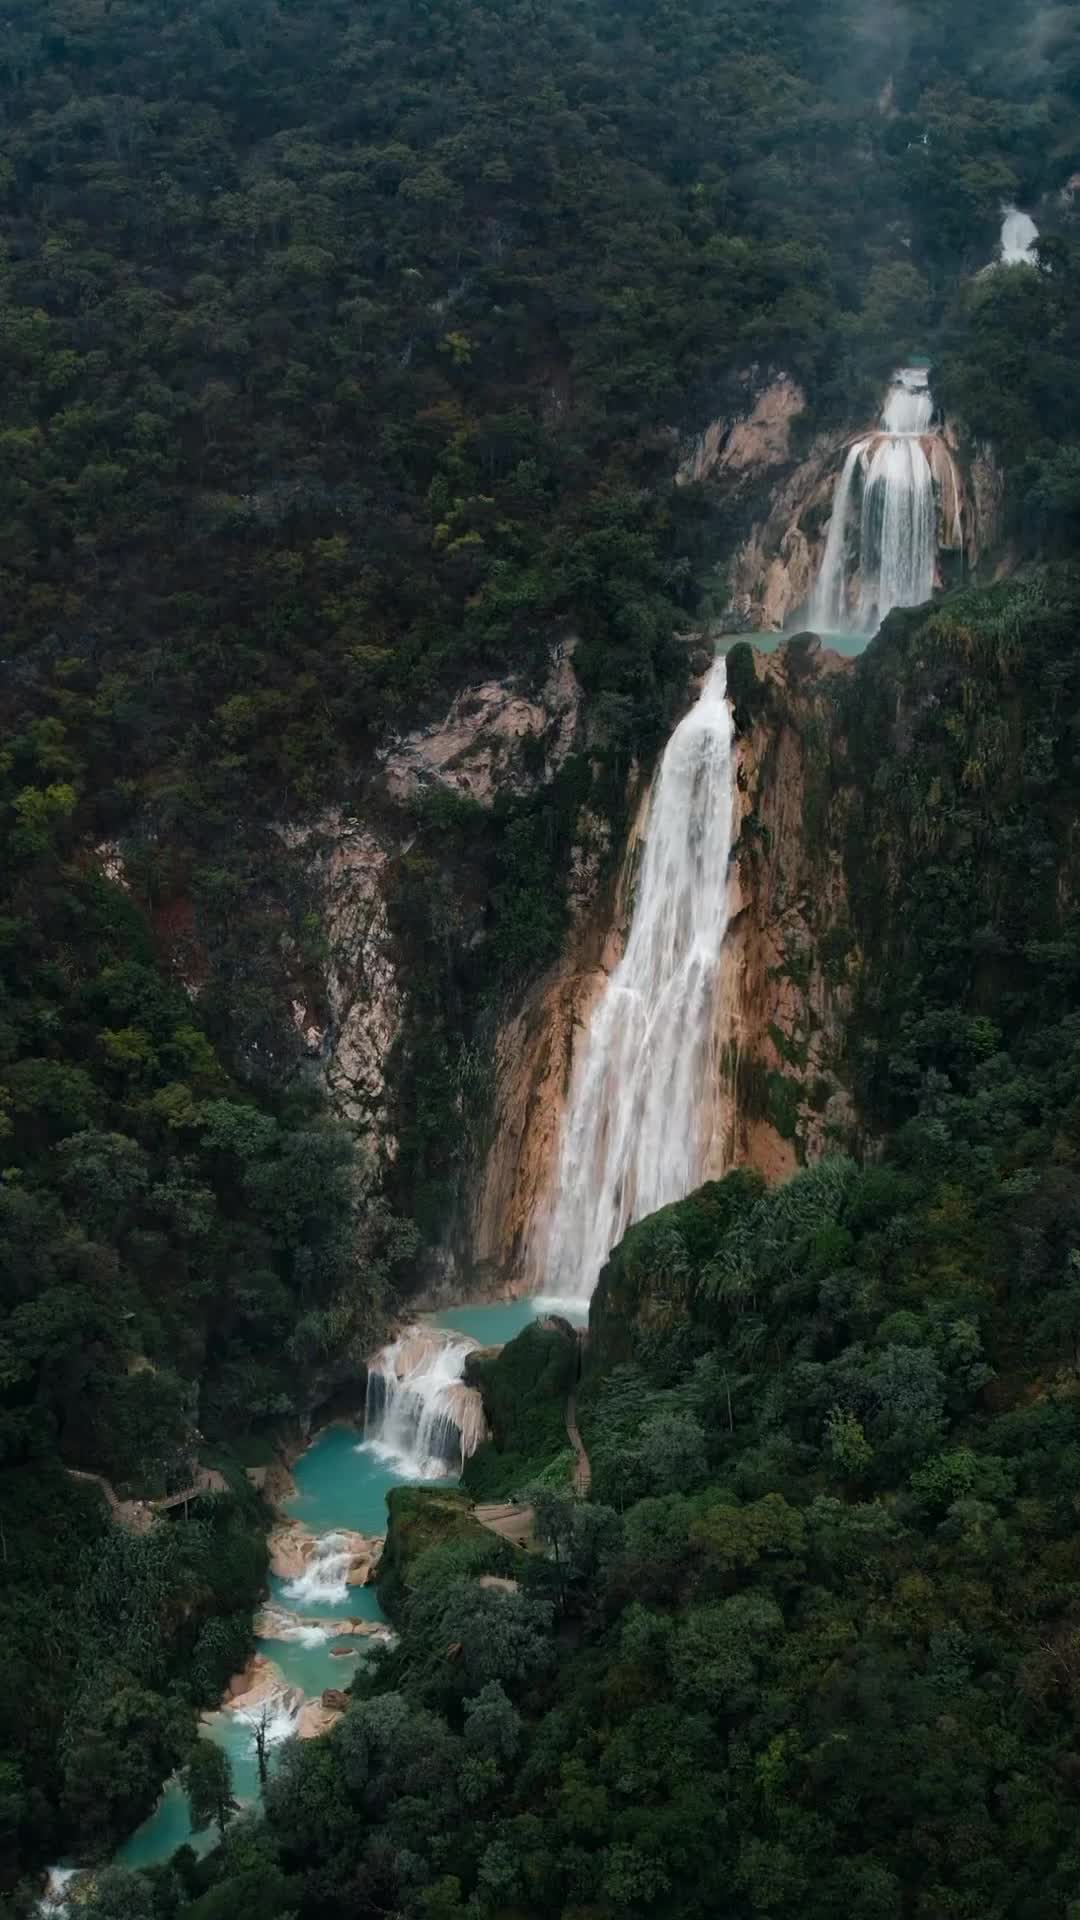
[808,367,940,635]
[531,656,736,1304]
[999,206,1039,266]
[881,372,933,436]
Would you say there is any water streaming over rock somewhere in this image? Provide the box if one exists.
[38,1868,82,1916]
[808,367,939,633]
[363,1326,488,1475]
[282,1532,357,1607]
[999,206,1039,266]
[531,655,736,1305]
[234,1689,303,1749]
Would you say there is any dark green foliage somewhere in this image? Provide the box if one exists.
[589,1170,764,1369]
[184,1742,235,1844]
[377,1486,493,1620]
[0,0,1076,1894]
[462,1322,578,1499]
[937,243,1080,547]
[147,573,1080,1920]
[0,1470,265,1873]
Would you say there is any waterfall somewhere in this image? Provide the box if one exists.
[999,206,1038,266]
[808,367,938,634]
[39,1870,81,1916]
[362,1326,487,1476]
[806,442,863,632]
[282,1532,356,1607]
[532,655,736,1305]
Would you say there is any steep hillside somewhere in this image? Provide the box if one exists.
[2,0,1080,1894]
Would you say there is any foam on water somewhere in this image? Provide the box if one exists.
[282,1533,354,1608]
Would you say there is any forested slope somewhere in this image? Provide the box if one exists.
[76,568,1080,1920]
[2,0,1080,1893]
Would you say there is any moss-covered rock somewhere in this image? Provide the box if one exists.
[461,1320,579,1500]
[588,1170,764,1370]
[377,1486,489,1619]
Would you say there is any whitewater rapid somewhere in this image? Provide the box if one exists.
[532,654,736,1304]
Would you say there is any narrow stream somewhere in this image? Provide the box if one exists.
[117,1299,555,1868]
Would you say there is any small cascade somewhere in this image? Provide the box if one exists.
[234,1689,303,1748]
[38,1870,82,1916]
[808,366,945,634]
[999,206,1039,266]
[363,1326,488,1476]
[530,655,736,1305]
[282,1533,356,1607]
[256,1606,332,1647]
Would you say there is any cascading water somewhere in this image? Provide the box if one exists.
[999,206,1039,266]
[234,1690,303,1749]
[363,1327,487,1476]
[282,1532,356,1607]
[808,367,938,634]
[531,655,736,1305]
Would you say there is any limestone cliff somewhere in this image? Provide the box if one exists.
[277,638,584,1173]
[275,810,403,1151]
[680,371,1010,633]
[676,373,806,490]
[725,639,861,1178]
[379,639,579,807]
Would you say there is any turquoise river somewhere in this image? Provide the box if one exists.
[118,1298,561,1868]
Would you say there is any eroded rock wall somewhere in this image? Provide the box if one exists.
[379,638,580,807]
[724,641,861,1178]
[277,810,404,1152]
[276,639,585,1171]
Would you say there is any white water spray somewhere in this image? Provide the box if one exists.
[38,1870,82,1917]
[234,1690,302,1749]
[282,1533,355,1607]
[363,1327,487,1476]
[999,206,1039,266]
[808,367,938,633]
[532,656,736,1305]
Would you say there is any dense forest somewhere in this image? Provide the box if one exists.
[3,0,1080,1900]
[63,568,1080,1919]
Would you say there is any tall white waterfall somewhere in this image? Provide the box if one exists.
[808,367,937,634]
[533,656,736,1304]
[363,1326,488,1476]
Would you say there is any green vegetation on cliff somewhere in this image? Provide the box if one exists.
[1,0,1079,1893]
[462,1321,578,1499]
[74,571,1080,1920]
[376,1485,509,1619]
